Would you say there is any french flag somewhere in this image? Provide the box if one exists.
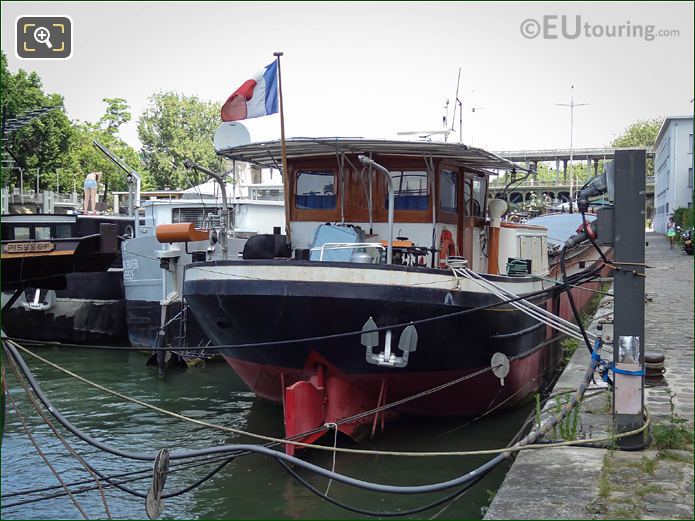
[221,61,279,122]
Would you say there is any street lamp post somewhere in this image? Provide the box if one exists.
[556,85,589,213]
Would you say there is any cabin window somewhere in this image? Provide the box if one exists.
[35,226,51,240]
[463,177,473,216]
[386,170,429,210]
[472,177,487,217]
[173,208,207,228]
[295,171,336,210]
[14,227,30,240]
[55,224,73,238]
[439,170,458,213]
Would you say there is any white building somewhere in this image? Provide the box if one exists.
[653,116,694,233]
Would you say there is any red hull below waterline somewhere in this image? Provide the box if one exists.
[223,341,558,455]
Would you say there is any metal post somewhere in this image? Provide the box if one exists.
[358,155,393,264]
[555,158,560,185]
[568,105,574,214]
[128,177,134,217]
[555,86,589,214]
[612,149,646,448]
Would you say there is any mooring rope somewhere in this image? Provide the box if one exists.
[7,339,649,458]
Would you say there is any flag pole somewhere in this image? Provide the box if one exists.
[274,51,292,244]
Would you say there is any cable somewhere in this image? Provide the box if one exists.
[5,352,113,519]
[1,452,237,500]
[581,211,609,264]
[4,387,90,519]
[275,457,490,517]
[559,245,595,356]
[4,343,246,501]
[6,339,509,455]
[2,338,651,521]
[1,453,241,508]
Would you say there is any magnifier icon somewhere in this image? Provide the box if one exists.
[33,26,53,49]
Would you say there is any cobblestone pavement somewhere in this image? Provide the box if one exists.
[486,232,694,520]
[643,232,694,424]
[592,232,694,520]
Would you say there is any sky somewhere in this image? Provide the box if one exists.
[2,1,693,153]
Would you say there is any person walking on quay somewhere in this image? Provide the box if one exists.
[83,171,101,215]
[666,215,677,249]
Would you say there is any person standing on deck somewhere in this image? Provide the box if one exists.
[666,216,677,249]
[83,171,102,215]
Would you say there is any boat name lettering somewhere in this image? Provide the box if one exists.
[3,241,55,253]
[123,258,140,270]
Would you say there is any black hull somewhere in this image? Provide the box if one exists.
[2,272,127,344]
[1,232,119,291]
[125,299,209,349]
[185,277,558,375]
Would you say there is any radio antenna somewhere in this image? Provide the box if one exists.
[450,68,462,143]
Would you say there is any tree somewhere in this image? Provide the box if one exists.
[138,92,223,189]
[610,118,663,177]
[99,97,131,136]
[71,98,153,195]
[1,51,75,190]
[70,121,154,196]
[1,55,150,197]
[610,118,663,149]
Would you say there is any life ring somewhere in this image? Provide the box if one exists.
[439,229,456,268]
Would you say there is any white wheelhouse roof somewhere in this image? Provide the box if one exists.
[217,137,529,175]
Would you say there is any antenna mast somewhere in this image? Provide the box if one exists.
[450,68,462,143]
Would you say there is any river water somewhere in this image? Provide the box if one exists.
[1,347,536,520]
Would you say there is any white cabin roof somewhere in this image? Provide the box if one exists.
[217,138,529,174]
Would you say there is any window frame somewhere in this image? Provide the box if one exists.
[290,162,340,222]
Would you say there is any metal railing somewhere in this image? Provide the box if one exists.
[311,242,385,262]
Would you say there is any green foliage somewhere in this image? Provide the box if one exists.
[598,454,612,498]
[561,338,579,365]
[672,207,694,229]
[138,91,223,190]
[70,120,154,194]
[2,53,149,196]
[640,455,657,474]
[657,450,692,463]
[99,98,132,136]
[552,394,581,441]
[534,392,542,430]
[609,118,663,176]
[652,391,694,450]
[610,118,663,149]
[1,51,73,190]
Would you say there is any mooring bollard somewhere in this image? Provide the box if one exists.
[644,352,666,386]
